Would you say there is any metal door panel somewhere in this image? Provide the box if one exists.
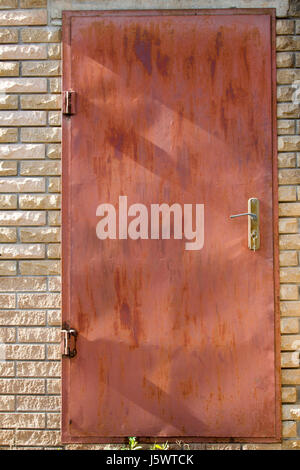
[62,9,280,442]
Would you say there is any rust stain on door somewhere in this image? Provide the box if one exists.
[62,10,280,442]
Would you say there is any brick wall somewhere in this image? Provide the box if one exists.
[0,0,299,450]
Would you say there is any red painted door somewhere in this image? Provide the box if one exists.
[62,10,280,442]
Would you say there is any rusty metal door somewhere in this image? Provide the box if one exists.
[62,9,280,442]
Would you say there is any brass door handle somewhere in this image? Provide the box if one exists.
[230,198,260,251]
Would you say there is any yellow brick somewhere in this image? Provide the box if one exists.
[282,369,300,385]
[47,143,61,159]
[282,387,297,402]
[64,444,121,450]
[0,293,15,308]
[279,218,298,233]
[47,44,61,59]
[281,318,300,333]
[0,77,47,93]
[0,143,45,159]
[278,153,296,168]
[281,301,300,316]
[0,362,14,376]
[0,9,47,26]
[49,77,61,93]
[0,243,45,259]
[48,276,60,292]
[0,379,44,394]
[278,136,300,151]
[280,284,299,300]
[20,94,61,110]
[19,194,60,209]
[278,103,300,119]
[0,413,45,429]
[0,260,16,275]
[281,351,299,368]
[279,169,300,184]
[282,441,300,450]
[0,431,14,446]
[18,327,60,343]
[20,0,47,6]
[46,243,60,259]
[0,127,17,142]
[0,161,17,175]
[20,160,61,176]
[21,27,61,43]
[47,310,60,326]
[47,413,60,429]
[0,44,46,60]
[46,379,60,394]
[22,60,61,77]
[277,36,300,51]
[48,111,61,126]
[0,396,14,411]
[0,194,17,208]
[0,276,46,291]
[48,176,61,192]
[0,61,18,76]
[279,251,298,266]
[242,444,282,450]
[48,211,60,226]
[276,52,294,68]
[277,69,300,84]
[17,395,60,411]
[0,310,46,326]
[280,234,300,249]
[21,127,61,143]
[0,94,18,109]
[278,186,297,201]
[0,227,17,242]
[280,268,300,283]
[282,421,297,437]
[280,202,300,219]
[282,404,300,420]
[277,119,295,135]
[0,110,46,126]
[276,20,295,35]
[15,430,60,446]
[0,177,45,192]
[18,293,61,309]
[19,260,60,275]
[0,327,15,342]
[4,344,45,360]
[20,227,60,243]
[47,344,60,360]
[0,211,46,226]
[277,86,295,101]
[206,444,240,450]
[0,0,18,8]
[16,361,60,378]
[0,28,18,43]
[281,335,300,350]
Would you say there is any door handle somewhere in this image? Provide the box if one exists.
[230,198,260,251]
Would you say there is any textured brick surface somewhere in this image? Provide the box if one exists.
[0,0,297,451]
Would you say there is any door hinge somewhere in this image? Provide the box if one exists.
[63,90,76,115]
[61,325,77,358]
